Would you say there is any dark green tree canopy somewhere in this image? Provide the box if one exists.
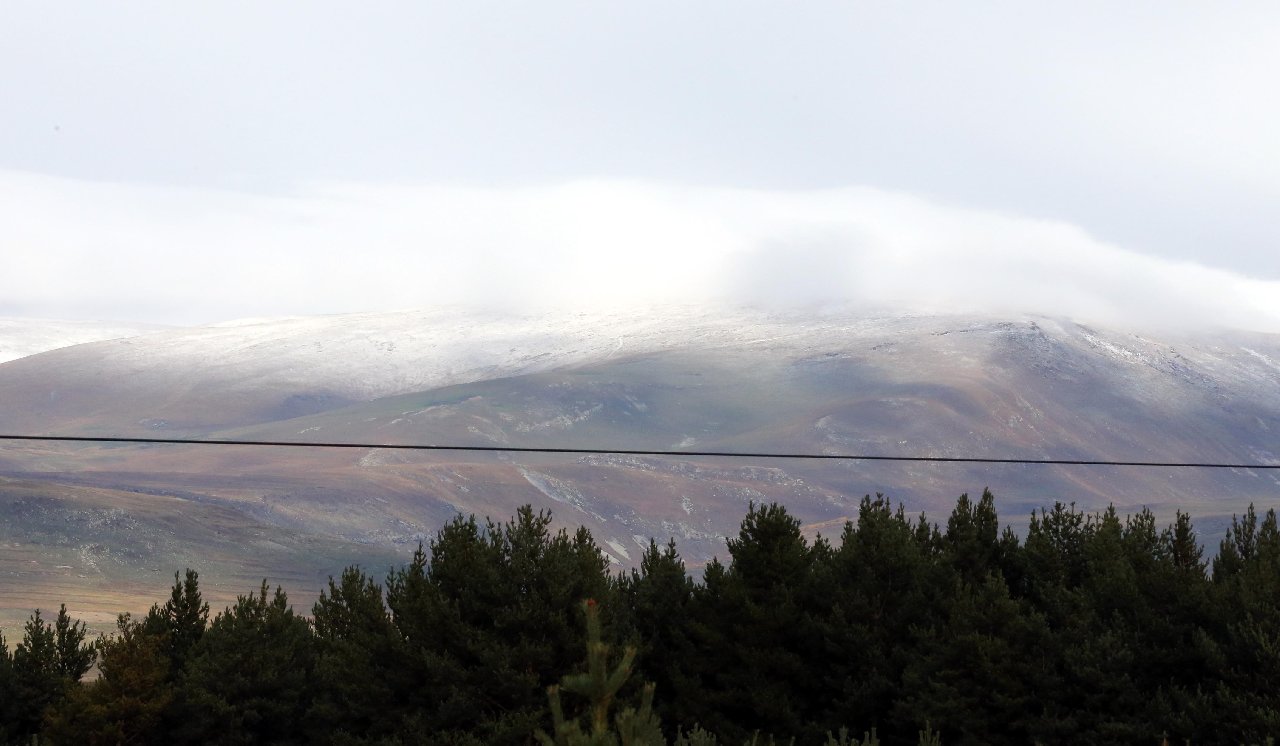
[5,495,1280,745]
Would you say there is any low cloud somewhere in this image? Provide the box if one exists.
[3,170,1278,332]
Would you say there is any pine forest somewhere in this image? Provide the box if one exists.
[3,491,1280,745]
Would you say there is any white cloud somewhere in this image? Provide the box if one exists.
[5,4,1280,279]
[2,170,1278,332]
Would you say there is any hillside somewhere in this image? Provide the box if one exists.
[0,317,168,364]
[1,307,1278,631]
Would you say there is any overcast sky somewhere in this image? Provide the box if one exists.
[3,2,1280,330]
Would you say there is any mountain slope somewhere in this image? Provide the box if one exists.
[0,306,821,435]
[1,307,1277,633]
[0,317,168,364]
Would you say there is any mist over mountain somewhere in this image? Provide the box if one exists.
[0,317,168,364]
[1,306,1278,631]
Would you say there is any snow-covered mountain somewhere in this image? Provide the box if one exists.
[1,306,947,404]
[0,317,169,364]
[0,306,992,434]
[2,306,1278,633]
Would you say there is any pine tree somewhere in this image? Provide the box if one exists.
[142,568,209,674]
[625,539,697,737]
[1164,510,1205,576]
[941,490,1000,585]
[1060,506,1152,740]
[44,572,208,744]
[1212,504,1267,582]
[6,605,96,740]
[54,603,96,681]
[43,612,174,745]
[1145,511,1216,742]
[1205,505,1280,739]
[0,628,16,740]
[683,502,827,743]
[178,581,317,744]
[1023,501,1090,600]
[308,565,404,743]
[820,495,941,742]
[538,599,664,746]
[384,506,617,744]
[895,574,1057,745]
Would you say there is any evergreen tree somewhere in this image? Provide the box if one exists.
[1061,507,1152,740]
[9,610,58,739]
[941,490,1001,585]
[896,574,1058,745]
[308,565,404,743]
[0,628,15,739]
[44,572,208,744]
[1213,505,1261,581]
[178,581,317,745]
[1165,510,1205,576]
[43,612,174,745]
[385,506,616,744]
[142,568,209,674]
[682,502,827,743]
[538,599,664,746]
[5,605,95,741]
[1126,509,1216,740]
[624,539,697,737]
[1022,501,1090,606]
[53,604,95,681]
[1206,506,1280,740]
[7,496,1280,742]
[820,496,941,744]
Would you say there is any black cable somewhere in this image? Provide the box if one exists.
[0,434,1277,469]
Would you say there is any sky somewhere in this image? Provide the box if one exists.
[3,2,1280,330]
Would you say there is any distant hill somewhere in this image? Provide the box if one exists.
[1,307,1278,632]
[0,317,168,364]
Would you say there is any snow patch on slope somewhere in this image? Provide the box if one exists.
[1241,347,1280,373]
[517,466,607,523]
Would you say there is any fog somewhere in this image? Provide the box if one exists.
[4,171,1278,332]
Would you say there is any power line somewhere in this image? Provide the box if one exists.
[1,433,1277,470]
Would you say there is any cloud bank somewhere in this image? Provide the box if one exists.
[3,170,1279,332]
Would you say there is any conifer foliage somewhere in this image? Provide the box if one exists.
[0,604,94,741]
[4,491,1280,744]
[538,599,664,746]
